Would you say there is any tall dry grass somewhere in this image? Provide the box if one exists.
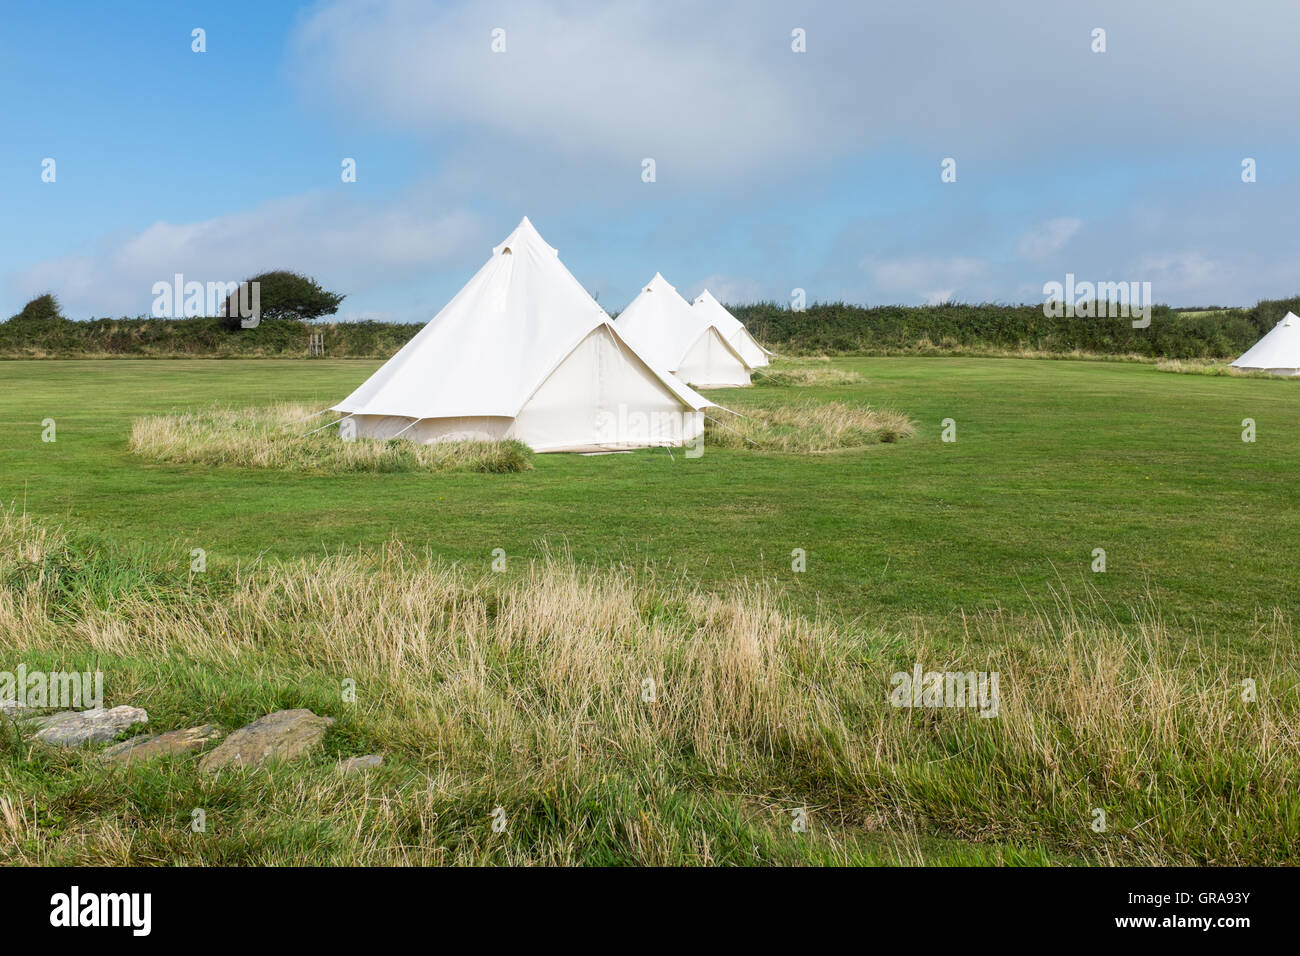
[1155,359,1297,379]
[754,357,866,387]
[707,401,914,451]
[1,507,1296,864]
[128,404,533,473]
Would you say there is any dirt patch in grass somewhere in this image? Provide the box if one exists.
[128,404,533,474]
[706,400,914,452]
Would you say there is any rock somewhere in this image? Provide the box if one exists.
[33,706,149,747]
[339,754,383,774]
[102,725,223,764]
[199,709,334,774]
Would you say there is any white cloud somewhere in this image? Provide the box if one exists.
[682,273,763,306]
[861,255,987,302]
[9,191,486,318]
[1134,252,1222,294]
[1017,218,1082,261]
[290,0,819,185]
[290,0,1300,190]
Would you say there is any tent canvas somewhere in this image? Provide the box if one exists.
[1231,312,1300,376]
[692,289,771,368]
[615,274,752,387]
[332,218,713,452]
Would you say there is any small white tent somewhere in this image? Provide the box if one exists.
[332,218,713,452]
[692,289,771,368]
[615,274,752,387]
[1232,312,1300,376]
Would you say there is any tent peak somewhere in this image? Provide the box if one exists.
[1282,311,1298,327]
[644,272,676,293]
[494,216,558,257]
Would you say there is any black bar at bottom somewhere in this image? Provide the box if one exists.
[0,865,1279,942]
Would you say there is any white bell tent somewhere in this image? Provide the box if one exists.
[692,289,771,368]
[1231,312,1300,376]
[615,274,752,387]
[332,218,713,452]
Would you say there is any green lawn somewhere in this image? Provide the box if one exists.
[2,356,1296,866]
[2,356,1295,644]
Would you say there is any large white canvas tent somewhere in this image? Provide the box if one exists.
[1231,312,1300,376]
[615,274,752,387]
[332,218,713,452]
[692,289,771,368]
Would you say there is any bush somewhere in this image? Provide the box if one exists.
[8,293,62,323]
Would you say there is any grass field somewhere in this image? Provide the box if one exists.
[1,356,1297,864]
[3,357,1296,635]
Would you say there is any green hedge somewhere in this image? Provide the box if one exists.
[730,298,1296,359]
[0,316,420,358]
[3,295,1297,359]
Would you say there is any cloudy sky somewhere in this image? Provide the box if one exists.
[4,0,1300,321]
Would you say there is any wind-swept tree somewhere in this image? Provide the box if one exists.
[8,292,61,323]
[219,271,344,330]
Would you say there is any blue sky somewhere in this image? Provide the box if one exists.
[4,0,1300,321]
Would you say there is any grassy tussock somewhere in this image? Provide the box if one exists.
[1,508,1295,865]
[707,401,914,452]
[839,344,1160,363]
[128,404,533,474]
[754,357,867,387]
[1155,359,1296,379]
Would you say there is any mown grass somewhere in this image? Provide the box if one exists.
[128,404,533,474]
[3,356,1298,643]
[0,508,1295,865]
[707,401,914,451]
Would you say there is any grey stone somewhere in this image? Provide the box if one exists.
[33,706,149,747]
[102,724,223,764]
[199,709,334,774]
[339,754,383,774]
